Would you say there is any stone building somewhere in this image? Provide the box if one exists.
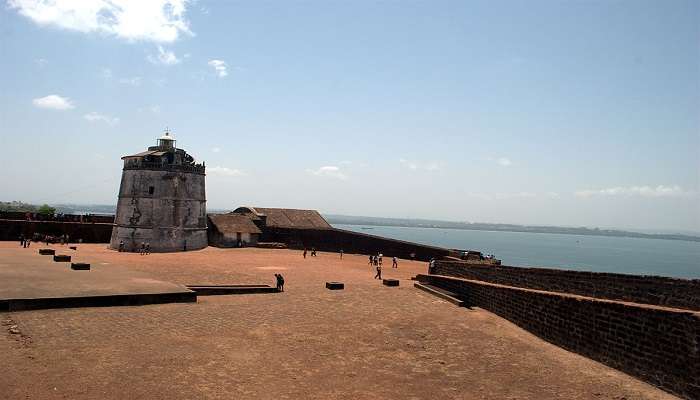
[208,213,261,247]
[109,131,207,252]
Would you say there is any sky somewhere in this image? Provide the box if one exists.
[0,0,698,232]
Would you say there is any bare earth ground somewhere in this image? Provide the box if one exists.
[0,243,679,400]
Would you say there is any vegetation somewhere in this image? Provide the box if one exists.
[37,204,56,214]
[0,201,39,212]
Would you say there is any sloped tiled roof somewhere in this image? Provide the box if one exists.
[233,207,332,229]
[208,213,262,234]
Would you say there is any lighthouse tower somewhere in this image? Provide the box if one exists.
[110,131,207,252]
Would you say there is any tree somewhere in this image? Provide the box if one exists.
[37,204,56,215]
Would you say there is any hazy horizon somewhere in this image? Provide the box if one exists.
[1,1,698,231]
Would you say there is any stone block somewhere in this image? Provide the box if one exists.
[39,249,55,255]
[69,246,77,250]
[53,255,71,262]
[383,279,400,287]
[325,282,344,290]
[70,263,90,271]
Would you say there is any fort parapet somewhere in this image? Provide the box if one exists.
[421,260,700,399]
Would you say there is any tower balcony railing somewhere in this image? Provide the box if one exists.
[123,160,206,174]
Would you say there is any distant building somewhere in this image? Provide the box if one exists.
[110,131,207,252]
[208,213,261,247]
[232,206,332,230]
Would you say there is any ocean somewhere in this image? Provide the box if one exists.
[334,224,700,279]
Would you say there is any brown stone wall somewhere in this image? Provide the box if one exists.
[432,261,700,311]
[261,227,455,261]
[420,274,700,399]
[0,220,113,243]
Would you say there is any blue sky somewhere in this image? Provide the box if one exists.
[0,0,698,232]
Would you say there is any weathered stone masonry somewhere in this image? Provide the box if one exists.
[418,273,700,399]
[432,261,700,311]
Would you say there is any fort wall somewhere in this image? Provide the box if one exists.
[432,260,700,311]
[0,219,113,243]
[261,227,456,261]
[418,274,700,400]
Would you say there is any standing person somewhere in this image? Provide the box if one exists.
[276,274,285,292]
[339,249,343,259]
[374,263,382,280]
[368,255,373,266]
[119,240,125,252]
[378,253,383,266]
[140,242,146,255]
[311,247,317,257]
[26,239,31,247]
[145,243,151,255]
[19,234,25,247]
[303,248,307,259]
[373,255,378,267]
[392,256,398,268]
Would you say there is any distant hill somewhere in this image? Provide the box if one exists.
[325,214,700,243]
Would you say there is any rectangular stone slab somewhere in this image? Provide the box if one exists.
[53,255,71,262]
[39,249,55,255]
[325,282,344,290]
[382,279,400,287]
[71,263,90,271]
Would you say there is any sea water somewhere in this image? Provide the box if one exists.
[334,224,700,279]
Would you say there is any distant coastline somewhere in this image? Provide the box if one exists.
[3,202,698,243]
[325,215,700,243]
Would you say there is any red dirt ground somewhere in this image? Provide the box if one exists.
[0,243,679,399]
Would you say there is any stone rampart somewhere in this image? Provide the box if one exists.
[419,274,700,399]
[432,260,700,311]
[262,227,455,261]
[0,219,113,243]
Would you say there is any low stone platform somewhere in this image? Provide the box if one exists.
[0,247,195,312]
[382,278,400,287]
[325,281,344,290]
[186,284,278,295]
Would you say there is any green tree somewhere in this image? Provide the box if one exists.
[37,204,56,215]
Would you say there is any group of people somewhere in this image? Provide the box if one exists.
[302,248,317,258]
[19,234,31,248]
[116,240,151,254]
[369,253,399,280]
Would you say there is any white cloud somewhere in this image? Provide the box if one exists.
[497,157,512,167]
[208,166,245,177]
[83,112,119,125]
[400,158,442,171]
[100,67,113,80]
[148,45,180,65]
[575,185,690,198]
[8,0,193,43]
[32,94,74,110]
[207,59,228,77]
[211,147,221,153]
[307,166,347,180]
[119,77,142,86]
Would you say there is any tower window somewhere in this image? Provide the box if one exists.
[148,186,154,195]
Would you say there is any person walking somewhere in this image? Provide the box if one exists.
[311,247,317,257]
[374,263,382,280]
[340,249,343,260]
[303,248,307,259]
[368,255,373,266]
[145,243,151,255]
[378,253,383,266]
[392,256,398,268]
[19,234,25,248]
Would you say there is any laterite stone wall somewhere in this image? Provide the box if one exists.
[432,261,700,311]
[420,274,700,400]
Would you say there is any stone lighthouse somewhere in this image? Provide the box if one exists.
[110,131,207,252]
